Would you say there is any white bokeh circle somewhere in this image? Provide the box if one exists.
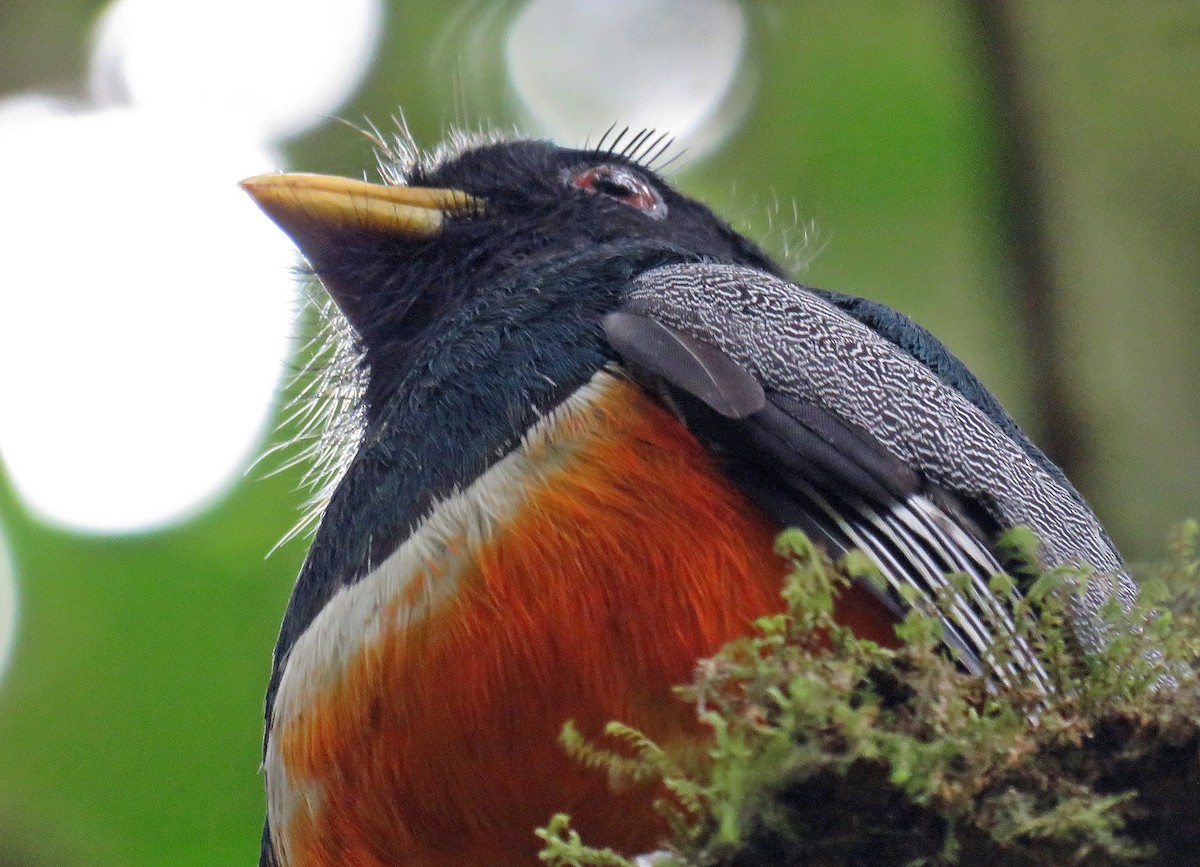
[90,0,384,140]
[505,0,750,155]
[0,522,15,682]
[0,97,298,533]
[0,0,387,534]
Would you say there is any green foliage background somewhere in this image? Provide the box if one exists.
[0,2,1197,864]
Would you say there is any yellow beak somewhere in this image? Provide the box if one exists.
[239,173,481,255]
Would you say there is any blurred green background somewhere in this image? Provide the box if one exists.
[0,1,1197,864]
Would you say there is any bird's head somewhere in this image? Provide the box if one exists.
[242,135,791,650]
[241,136,781,403]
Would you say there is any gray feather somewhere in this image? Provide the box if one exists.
[603,310,765,419]
[626,263,1138,659]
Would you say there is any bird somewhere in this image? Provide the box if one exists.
[240,128,1140,867]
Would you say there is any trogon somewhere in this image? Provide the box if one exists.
[240,130,1140,867]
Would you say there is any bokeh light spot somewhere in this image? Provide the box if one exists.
[0,98,298,533]
[0,0,387,534]
[0,522,14,683]
[505,0,750,156]
[90,0,385,140]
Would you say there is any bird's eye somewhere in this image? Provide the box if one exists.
[569,165,667,219]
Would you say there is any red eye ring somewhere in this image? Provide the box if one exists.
[569,165,667,219]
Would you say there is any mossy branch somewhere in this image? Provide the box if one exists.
[538,522,1200,866]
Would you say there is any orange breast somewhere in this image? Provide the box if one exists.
[270,372,897,866]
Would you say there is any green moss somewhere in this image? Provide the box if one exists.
[538,525,1200,867]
